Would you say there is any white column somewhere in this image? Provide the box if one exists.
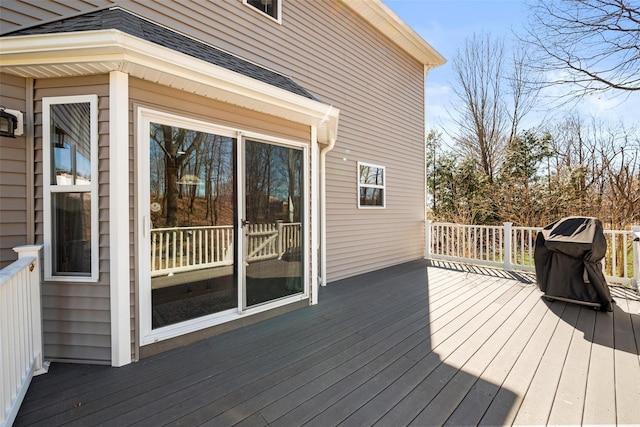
[109,71,131,366]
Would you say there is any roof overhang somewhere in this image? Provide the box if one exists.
[342,0,446,70]
[0,29,340,144]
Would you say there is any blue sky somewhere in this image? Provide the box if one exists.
[382,0,639,135]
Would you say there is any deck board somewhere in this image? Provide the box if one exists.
[613,298,640,425]
[583,308,617,425]
[408,284,534,426]
[13,260,640,427]
[378,285,525,426]
[513,302,581,425]
[416,285,538,426]
[255,271,506,426]
[444,287,549,426]
[335,274,518,427]
[479,300,567,426]
[546,306,595,425]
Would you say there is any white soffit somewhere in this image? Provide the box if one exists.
[341,0,446,69]
[0,30,339,142]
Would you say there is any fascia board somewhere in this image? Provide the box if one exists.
[0,30,340,133]
[341,0,446,69]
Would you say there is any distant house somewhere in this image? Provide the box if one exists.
[0,0,445,366]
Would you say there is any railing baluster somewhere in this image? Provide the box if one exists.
[518,229,525,265]
[177,230,182,268]
[164,232,170,271]
[623,232,628,279]
[612,232,617,279]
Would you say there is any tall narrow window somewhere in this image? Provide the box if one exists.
[358,162,386,208]
[43,95,98,281]
[244,0,281,22]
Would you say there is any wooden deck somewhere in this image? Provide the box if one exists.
[14,260,640,426]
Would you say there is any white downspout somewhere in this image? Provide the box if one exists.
[319,133,337,288]
[318,106,338,290]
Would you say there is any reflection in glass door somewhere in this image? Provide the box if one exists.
[244,140,304,307]
[149,123,236,329]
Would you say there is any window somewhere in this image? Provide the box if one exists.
[244,0,281,22]
[43,95,98,281]
[358,162,385,208]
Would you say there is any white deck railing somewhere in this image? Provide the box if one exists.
[246,222,301,262]
[1,245,46,427]
[151,225,234,277]
[150,222,301,277]
[426,221,640,290]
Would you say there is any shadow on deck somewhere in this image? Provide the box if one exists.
[14,260,640,426]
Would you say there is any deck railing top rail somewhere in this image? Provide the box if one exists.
[426,220,638,291]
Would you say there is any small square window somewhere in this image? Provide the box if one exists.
[244,0,281,22]
[358,162,386,208]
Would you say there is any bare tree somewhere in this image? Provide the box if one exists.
[449,34,538,184]
[598,126,640,227]
[450,33,507,183]
[506,42,541,145]
[525,0,640,96]
[150,125,204,227]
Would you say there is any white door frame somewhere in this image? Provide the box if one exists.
[238,132,310,313]
[137,107,310,346]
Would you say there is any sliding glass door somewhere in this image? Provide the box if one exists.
[148,123,237,329]
[243,139,304,307]
[140,110,307,340]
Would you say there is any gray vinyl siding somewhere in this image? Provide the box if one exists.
[0,1,113,34]
[2,0,429,283]
[34,75,112,364]
[129,78,310,143]
[0,73,29,268]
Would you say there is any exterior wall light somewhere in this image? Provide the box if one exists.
[0,107,24,138]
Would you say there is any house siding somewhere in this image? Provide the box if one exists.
[0,73,29,268]
[2,0,429,284]
[0,1,113,34]
[129,78,310,143]
[113,0,428,283]
[34,75,112,364]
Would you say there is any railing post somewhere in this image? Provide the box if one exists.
[425,220,432,260]
[632,226,640,293]
[503,222,512,272]
[276,220,284,259]
[12,245,45,375]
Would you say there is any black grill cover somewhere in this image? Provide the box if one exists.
[534,217,613,311]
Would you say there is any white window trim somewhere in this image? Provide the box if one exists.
[137,107,309,345]
[42,95,99,282]
[243,0,282,24]
[357,161,386,209]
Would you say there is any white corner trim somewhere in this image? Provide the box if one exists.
[109,70,132,366]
